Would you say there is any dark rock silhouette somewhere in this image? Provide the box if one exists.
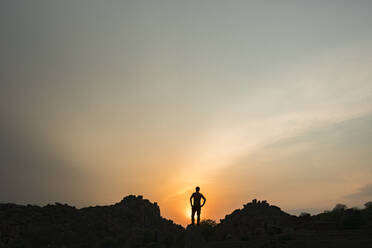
[0,195,184,248]
[184,225,206,248]
[215,199,296,241]
[1,197,372,247]
[203,200,372,248]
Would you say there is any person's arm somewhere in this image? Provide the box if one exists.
[201,194,206,207]
[190,194,193,207]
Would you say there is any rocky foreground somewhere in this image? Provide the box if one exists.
[1,196,372,247]
[189,200,372,248]
[0,195,183,248]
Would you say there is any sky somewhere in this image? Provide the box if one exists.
[1,0,372,226]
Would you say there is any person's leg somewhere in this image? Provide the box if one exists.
[191,207,196,225]
[196,207,201,225]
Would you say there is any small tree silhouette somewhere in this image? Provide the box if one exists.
[299,212,311,218]
[364,201,372,209]
[333,204,347,211]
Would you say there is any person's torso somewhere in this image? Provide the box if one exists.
[192,192,203,206]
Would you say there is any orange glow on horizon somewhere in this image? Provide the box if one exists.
[157,184,222,227]
[185,208,191,219]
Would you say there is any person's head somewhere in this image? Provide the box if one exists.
[196,186,200,192]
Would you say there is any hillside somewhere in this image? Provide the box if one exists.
[191,199,372,248]
[1,197,372,248]
[0,195,184,248]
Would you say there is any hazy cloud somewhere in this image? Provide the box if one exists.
[0,119,91,206]
[346,184,372,200]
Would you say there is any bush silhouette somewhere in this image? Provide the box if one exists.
[199,219,217,241]
[333,203,347,211]
[364,201,372,209]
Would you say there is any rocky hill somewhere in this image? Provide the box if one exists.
[1,197,372,248]
[0,195,184,248]
[195,199,372,248]
[215,199,297,241]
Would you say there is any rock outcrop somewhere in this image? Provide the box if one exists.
[214,199,296,241]
[0,195,184,248]
[2,197,372,248]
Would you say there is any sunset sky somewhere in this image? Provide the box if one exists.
[1,0,372,226]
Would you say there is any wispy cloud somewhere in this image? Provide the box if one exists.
[346,184,372,199]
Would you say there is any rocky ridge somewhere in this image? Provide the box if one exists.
[1,197,372,248]
[0,195,183,248]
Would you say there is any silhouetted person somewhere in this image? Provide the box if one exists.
[190,186,206,225]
